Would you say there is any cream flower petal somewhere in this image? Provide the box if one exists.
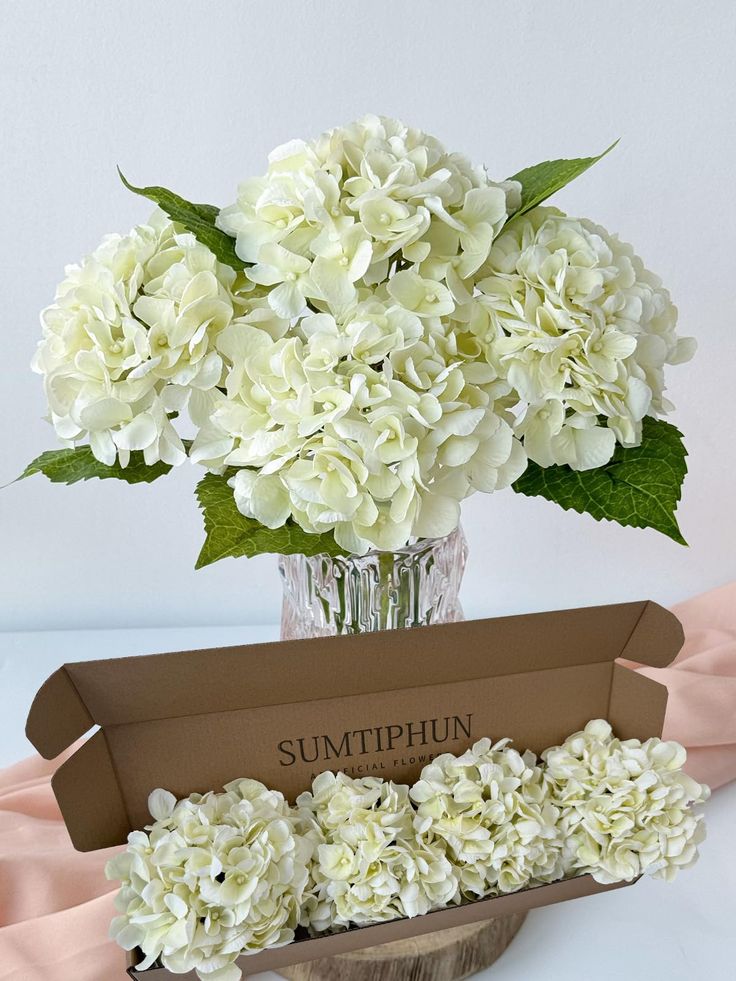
[413,493,460,539]
[269,280,307,319]
[113,413,158,451]
[148,788,177,822]
[250,474,292,529]
[552,421,616,471]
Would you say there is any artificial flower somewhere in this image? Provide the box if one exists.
[207,115,525,552]
[106,778,312,981]
[296,771,459,931]
[33,213,244,468]
[542,720,710,883]
[477,208,696,469]
[410,738,563,897]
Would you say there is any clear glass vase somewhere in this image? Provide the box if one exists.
[279,525,467,640]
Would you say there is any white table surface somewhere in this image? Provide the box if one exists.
[1,625,734,981]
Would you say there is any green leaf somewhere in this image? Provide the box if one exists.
[18,446,174,485]
[507,140,619,219]
[118,169,245,270]
[512,418,688,545]
[195,471,344,568]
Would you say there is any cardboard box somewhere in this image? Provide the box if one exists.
[26,599,682,978]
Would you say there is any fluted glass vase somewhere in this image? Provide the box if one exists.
[279,526,468,640]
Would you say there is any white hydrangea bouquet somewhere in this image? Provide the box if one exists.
[22,115,695,563]
[107,722,709,981]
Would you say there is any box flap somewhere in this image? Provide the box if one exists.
[26,600,682,852]
[617,599,683,666]
[51,731,132,851]
[25,666,94,760]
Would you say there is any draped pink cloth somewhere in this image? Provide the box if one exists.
[0,751,123,979]
[1,583,735,980]
[626,581,736,790]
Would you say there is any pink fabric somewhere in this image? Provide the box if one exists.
[0,752,123,980]
[2,585,736,981]
[626,581,736,790]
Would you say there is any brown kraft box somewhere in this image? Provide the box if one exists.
[26,599,683,978]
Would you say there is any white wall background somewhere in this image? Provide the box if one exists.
[2,0,734,632]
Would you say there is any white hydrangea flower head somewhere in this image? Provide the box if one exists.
[296,770,459,932]
[410,738,563,898]
[33,211,244,469]
[476,208,696,470]
[105,778,312,981]
[542,720,710,884]
[203,115,527,552]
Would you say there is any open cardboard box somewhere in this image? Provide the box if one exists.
[26,599,683,978]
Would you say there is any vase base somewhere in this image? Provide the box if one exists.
[277,913,526,981]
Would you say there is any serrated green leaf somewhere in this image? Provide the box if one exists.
[18,446,174,485]
[512,418,688,545]
[507,141,619,220]
[195,471,344,568]
[118,169,245,270]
